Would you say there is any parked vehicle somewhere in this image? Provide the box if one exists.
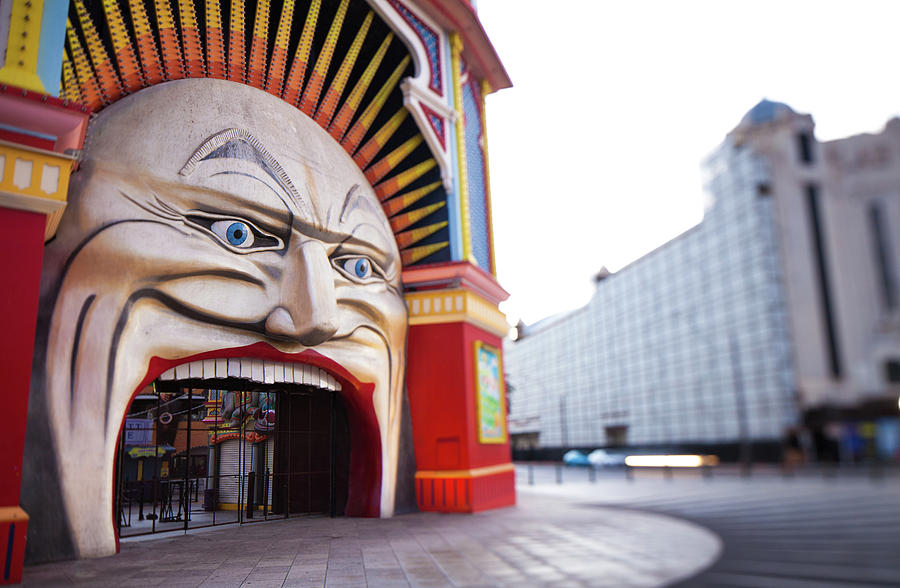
[563,450,591,467]
[588,449,627,467]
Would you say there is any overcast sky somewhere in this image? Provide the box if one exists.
[475,0,900,327]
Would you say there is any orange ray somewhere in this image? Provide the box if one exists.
[299,0,349,116]
[265,0,295,96]
[205,0,226,79]
[282,0,320,105]
[129,0,165,85]
[246,0,271,88]
[328,32,392,142]
[178,0,204,78]
[102,0,143,92]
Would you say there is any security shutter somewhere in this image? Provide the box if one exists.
[217,439,248,505]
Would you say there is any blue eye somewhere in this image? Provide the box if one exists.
[340,257,373,280]
[210,220,255,248]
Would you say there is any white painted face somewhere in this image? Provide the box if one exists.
[30,79,407,558]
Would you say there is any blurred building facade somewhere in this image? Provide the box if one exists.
[505,101,900,462]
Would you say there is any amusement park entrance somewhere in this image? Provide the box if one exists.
[114,379,350,538]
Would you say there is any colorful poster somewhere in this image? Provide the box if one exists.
[475,341,507,444]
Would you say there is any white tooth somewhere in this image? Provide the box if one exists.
[263,362,274,384]
[227,358,241,378]
[160,368,176,381]
[334,380,342,392]
[273,362,284,383]
[215,358,227,378]
[298,365,307,385]
[326,374,336,391]
[240,359,253,379]
[251,360,264,382]
[175,363,190,380]
[318,368,327,389]
[202,359,216,378]
[190,361,203,379]
[287,363,297,384]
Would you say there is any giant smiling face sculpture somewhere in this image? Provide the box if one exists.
[26,78,407,558]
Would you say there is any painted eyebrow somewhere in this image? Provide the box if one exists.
[178,128,313,219]
[338,184,393,247]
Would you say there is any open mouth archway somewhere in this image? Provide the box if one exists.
[115,365,354,538]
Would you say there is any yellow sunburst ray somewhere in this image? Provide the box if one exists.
[328,32,393,142]
[265,0,295,95]
[341,55,410,154]
[178,0,204,78]
[382,181,441,217]
[395,221,448,250]
[299,0,349,116]
[389,201,445,234]
[66,20,102,109]
[314,10,372,127]
[73,0,121,103]
[364,135,423,185]
[374,159,436,202]
[129,0,165,85]
[401,242,449,266]
[282,0,320,105]
[227,0,246,83]
[247,0,271,88]
[102,0,143,92]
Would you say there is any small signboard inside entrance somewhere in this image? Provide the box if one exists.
[124,418,154,446]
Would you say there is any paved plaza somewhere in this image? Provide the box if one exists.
[23,482,718,587]
[23,464,900,587]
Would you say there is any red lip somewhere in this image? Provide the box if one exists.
[112,340,383,551]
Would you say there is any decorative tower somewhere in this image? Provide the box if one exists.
[0,1,89,582]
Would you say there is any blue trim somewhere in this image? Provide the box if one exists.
[444,35,463,261]
[36,0,69,96]
[0,123,57,142]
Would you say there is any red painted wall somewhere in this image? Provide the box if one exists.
[0,208,45,507]
[406,321,511,473]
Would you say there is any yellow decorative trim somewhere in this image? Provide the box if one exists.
[450,32,473,264]
[0,141,73,215]
[415,463,514,479]
[0,0,46,92]
[0,506,29,522]
[405,288,508,337]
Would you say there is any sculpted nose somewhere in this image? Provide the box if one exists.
[264,240,338,346]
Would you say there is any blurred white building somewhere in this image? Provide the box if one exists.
[505,101,900,461]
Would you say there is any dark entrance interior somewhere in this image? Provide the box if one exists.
[114,378,350,538]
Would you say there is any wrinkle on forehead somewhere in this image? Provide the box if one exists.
[179,128,313,220]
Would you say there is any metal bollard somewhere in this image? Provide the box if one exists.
[664,465,672,480]
[528,464,534,485]
[589,467,596,483]
[245,471,255,519]
[625,465,633,481]
[555,464,562,484]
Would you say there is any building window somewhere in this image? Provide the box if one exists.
[604,425,628,446]
[868,202,897,310]
[886,359,900,384]
[806,184,842,378]
[797,132,815,164]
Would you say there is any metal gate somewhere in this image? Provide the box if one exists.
[115,380,347,538]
